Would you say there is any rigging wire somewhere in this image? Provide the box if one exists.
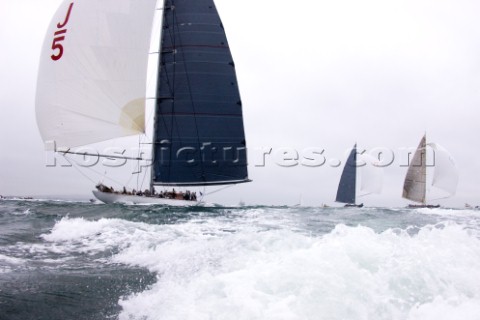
[202,184,235,196]
[63,154,126,188]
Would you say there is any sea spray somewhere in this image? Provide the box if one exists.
[2,201,480,320]
[114,220,480,319]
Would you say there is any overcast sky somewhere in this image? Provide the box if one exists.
[1,0,479,207]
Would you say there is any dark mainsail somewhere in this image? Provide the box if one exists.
[152,0,249,186]
[336,144,357,204]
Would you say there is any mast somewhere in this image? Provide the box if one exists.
[149,0,168,193]
[423,134,427,205]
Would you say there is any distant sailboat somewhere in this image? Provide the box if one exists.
[293,194,303,207]
[36,0,250,205]
[402,134,458,208]
[335,144,383,208]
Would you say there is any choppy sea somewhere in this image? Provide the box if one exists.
[1,199,480,320]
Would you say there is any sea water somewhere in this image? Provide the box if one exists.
[0,199,479,320]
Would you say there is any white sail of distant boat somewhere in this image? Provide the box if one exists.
[402,134,458,208]
[293,194,303,207]
[335,144,383,207]
[359,153,383,196]
[36,0,250,205]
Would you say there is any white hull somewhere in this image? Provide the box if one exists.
[92,190,201,206]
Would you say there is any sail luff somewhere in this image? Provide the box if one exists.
[150,0,166,192]
[336,144,357,204]
[402,135,427,204]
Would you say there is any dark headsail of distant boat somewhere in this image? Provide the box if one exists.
[402,134,458,208]
[35,0,250,205]
[335,144,383,208]
[336,145,358,206]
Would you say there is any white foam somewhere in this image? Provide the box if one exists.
[39,214,480,320]
[407,296,480,320]
[42,217,107,241]
[416,207,480,217]
[0,253,25,265]
[0,253,25,273]
[41,217,175,255]
[116,221,480,320]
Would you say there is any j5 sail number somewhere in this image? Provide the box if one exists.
[51,2,74,61]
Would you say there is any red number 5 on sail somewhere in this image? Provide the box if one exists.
[51,2,74,61]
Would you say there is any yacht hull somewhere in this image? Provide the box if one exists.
[92,190,200,206]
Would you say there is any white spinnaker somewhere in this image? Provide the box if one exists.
[36,0,157,149]
[429,143,459,196]
[359,153,383,195]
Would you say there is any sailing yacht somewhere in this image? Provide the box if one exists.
[335,144,383,208]
[402,134,458,208]
[36,0,250,205]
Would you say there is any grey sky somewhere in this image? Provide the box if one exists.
[1,0,479,207]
